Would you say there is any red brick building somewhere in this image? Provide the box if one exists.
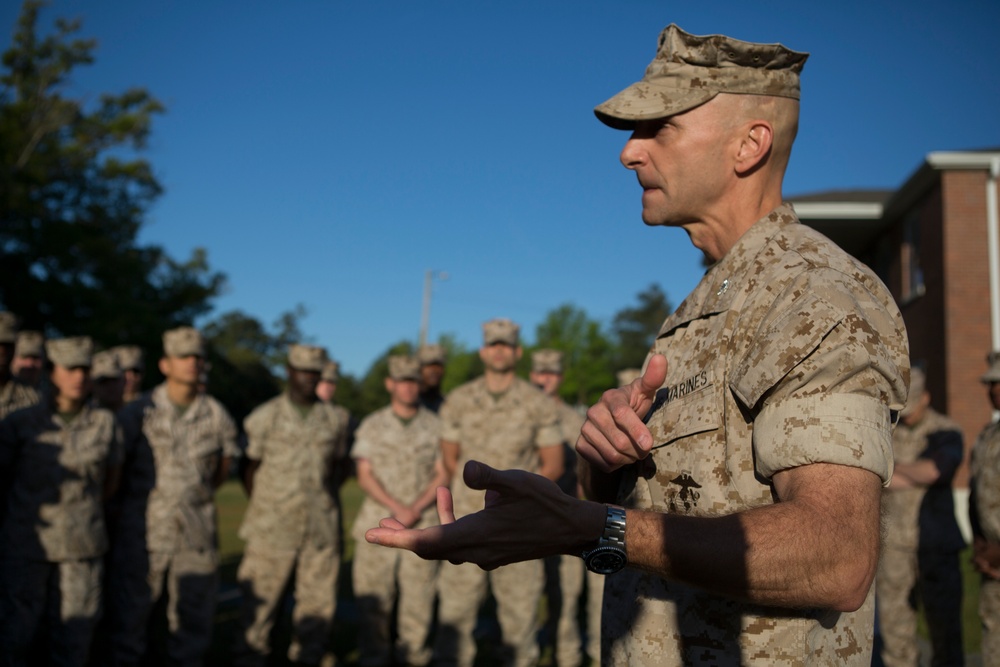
[791,149,1000,487]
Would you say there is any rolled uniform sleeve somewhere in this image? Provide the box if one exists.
[730,276,907,484]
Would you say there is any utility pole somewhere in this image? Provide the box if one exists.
[419,270,448,348]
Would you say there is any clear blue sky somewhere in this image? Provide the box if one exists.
[3,1,998,377]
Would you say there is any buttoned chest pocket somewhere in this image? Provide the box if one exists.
[186,429,222,482]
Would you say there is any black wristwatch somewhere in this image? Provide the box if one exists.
[582,504,627,574]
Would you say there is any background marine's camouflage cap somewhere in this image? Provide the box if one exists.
[417,344,446,366]
[0,311,20,344]
[163,326,206,358]
[482,318,520,346]
[288,344,329,372]
[14,330,45,358]
[46,336,94,368]
[91,350,122,380]
[321,360,340,383]
[531,349,564,374]
[388,355,421,382]
[594,23,809,130]
[982,352,1000,384]
[113,345,145,372]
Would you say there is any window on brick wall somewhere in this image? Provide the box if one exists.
[901,210,925,303]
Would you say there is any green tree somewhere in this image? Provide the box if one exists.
[534,303,616,406]
[611,283,673,371]
[0,1,224,352]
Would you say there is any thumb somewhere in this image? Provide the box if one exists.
[462,460,494,490]
[637,354,668,399]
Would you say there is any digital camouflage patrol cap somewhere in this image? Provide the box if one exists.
[594,23,809,130]
[418,344,446,366]
[531,349,564,374]
[91,350,122,381]
[388,355,421,382]
[321,360,340,383]
[288,344,329,372]
[113,345,145,372]
[14,331,44,358]
[163,326,206,358]
[46,336,94,368]
[482,318,519,346]
[901,366,927,417]
[0,311,20,344]
[982,351,1000,384]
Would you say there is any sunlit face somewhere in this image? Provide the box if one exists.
[316,379,336,402]
[388,377,421,408]
[159,354,204,386]
[619,97,736,228]
[51,365,91,402]
[530,371,562,397]
[479,342,520,374]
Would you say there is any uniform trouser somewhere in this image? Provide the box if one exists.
[877,544,964,667]
[353,538,439,666]
[584,568,604,662]
[0,557,102,667]
[434,559,543,667]
[543,555,584,667]
[107,547,218,667]
[981,578,1000,667]
[232,542,339,667]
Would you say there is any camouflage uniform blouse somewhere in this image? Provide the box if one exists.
[117,384,239,553]
[0,402,123,560]
[440,376,561,517]
[972,419,1000,545]
[882,408,965,552]
[0,377,39,420]
[603,204,909,666]
[239,395,350,551]
[350,405,441,542]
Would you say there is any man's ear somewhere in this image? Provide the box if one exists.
[735,121,773,175]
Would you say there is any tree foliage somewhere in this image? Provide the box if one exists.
[0,1,224,354]
[533,303,616,406]
[610,283,673,371]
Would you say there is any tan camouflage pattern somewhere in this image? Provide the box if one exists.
[162,326,206,358]
[0,377,39,419]
[435,559,544,667]
[14,330,44,358]
[585,568,603,661]
[602,204,908,666]
[351,404,441,666]
[239,394,350,549]
[436,375,560,666]
[0,557,103,666]
[112,344,145,372]
[287,343,328,372]
[386,354,421,381]
[882,409,962,550]
[594,24,809,130]
[439,375,561,516]
[983,351,1000,384]
[972,420,1000,545]
[320,359,340,383]
[116,383,239,553]
[233,543,338,666]
[0,311,18,343]
[972,419,1000,664]
[0,402,122,560]
[146,548,219,664]
[482,317,520,345]
[981,579,1000,666]
[875,546,921,667]
[418,343,446,366]
[353,538,438,666]
[532,348,564,374]
[91,349,122,380]
[46,336,94,368]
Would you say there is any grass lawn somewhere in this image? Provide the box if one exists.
[211,479,986,665]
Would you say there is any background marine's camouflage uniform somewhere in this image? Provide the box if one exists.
[232,393,350,667]
[351,403,442,667]
[878,401,965,667]
[0,400,122,666]
[972,411,1000,664]
[107,383,239,667]
[601,206,908,666]
[435,375,561,667]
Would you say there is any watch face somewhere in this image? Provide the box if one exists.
[585,547,626,575]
